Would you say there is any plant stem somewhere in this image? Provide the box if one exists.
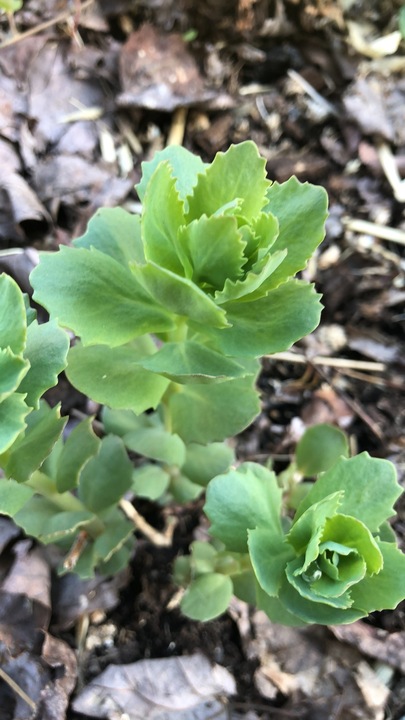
[119,499,176,547]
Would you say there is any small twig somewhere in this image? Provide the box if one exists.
[267,351,386,373]
[167,107,188,147]
[287,69,338,117]
[0,667,37,712]
[344,217,405,247]
[377,142,405,203]
[63,530,89,570]
[119,499,176,547]
[0,0,95,49]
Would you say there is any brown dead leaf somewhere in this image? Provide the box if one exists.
[72,652,236,719]
[2,541,51,631]
[118,25,215,112]
[330,621,405,675]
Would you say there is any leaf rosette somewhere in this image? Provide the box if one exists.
[30,142,327,442]
[204,454,405,625]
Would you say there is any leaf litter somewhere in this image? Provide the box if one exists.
[0,0,404,718]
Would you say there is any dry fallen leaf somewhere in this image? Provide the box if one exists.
[72,653,236,719]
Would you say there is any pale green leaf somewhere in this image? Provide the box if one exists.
[0,273,26,353]
[130,261,228,328]
[124,427,186,466]
[137,145,206,202]
[248,527,294,597]
[0,347,29,401]
[295,453,402,532]
[205,462,283,552]
[0,478,34,516]
[285,557,354,609]
[169,367,261,443]
[142,161,187,275]
[132,464,170,500]
[178,214,246,290]
[170,473,202,502]
[56,417,100,492]
[0,393,29,454]
[74,207,145,265]
[78,435,133,513]
[350,540,405,612]
[296,424,349,476]
[137,341,247,384]
[262,177,328,288]
[4,403,67,483]
[207,281,322,357]
[186,141,270,222]
[321,514,383,574]
[181,442,234,487]
[102,407,155,436]
[180,573,233,621]
[19,319,69,409]
[287,492,343,555]
[67,344,170,414]
[31,246,175,347]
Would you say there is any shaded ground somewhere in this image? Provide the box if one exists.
[0,1,405,718]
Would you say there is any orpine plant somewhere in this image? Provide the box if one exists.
[1,140,403,624]
[175,425,405,625]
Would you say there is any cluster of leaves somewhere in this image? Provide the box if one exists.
[30,141,327,445]
[1,140,404,625]
[175,425,405,625]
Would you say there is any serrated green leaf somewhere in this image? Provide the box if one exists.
[262,177,328,288]
[0,347,29,401]
[31,246,175,347]
[205,462,283,552]
[169,367,261,444]
[67,344,170,414]
[207,280,322,357]
[14,493,58,539]
[98,539,135,577]
[40,510,96,543]
[256,582,308,626]
[137,145,206,202]
[321,514,382,574]
[295,453,402,532]
[0,392,29,454]
[285,557,354,609]
[19,319,69,409]
[130,261,228,328]
[138,341,247,384]
[124,427,186,466]
[0,478,34,516]
[278,575,364,625]
[178,214,246,290]
[132,464,170,500]
[248,527,294,597]
[78,435,132,513]
[0,273,26,354]
[74,207,144,265]
[296,424,349,477]
[186,142,270,222]
[287,492,343,556]
[4,403,67,483]
[182,442,234,487]
[56,418,100,492]
[180,573,233,621]
[350,540,405,612]
[214,249,287,304]
[93,520,135,563]
[142,161,188,275]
